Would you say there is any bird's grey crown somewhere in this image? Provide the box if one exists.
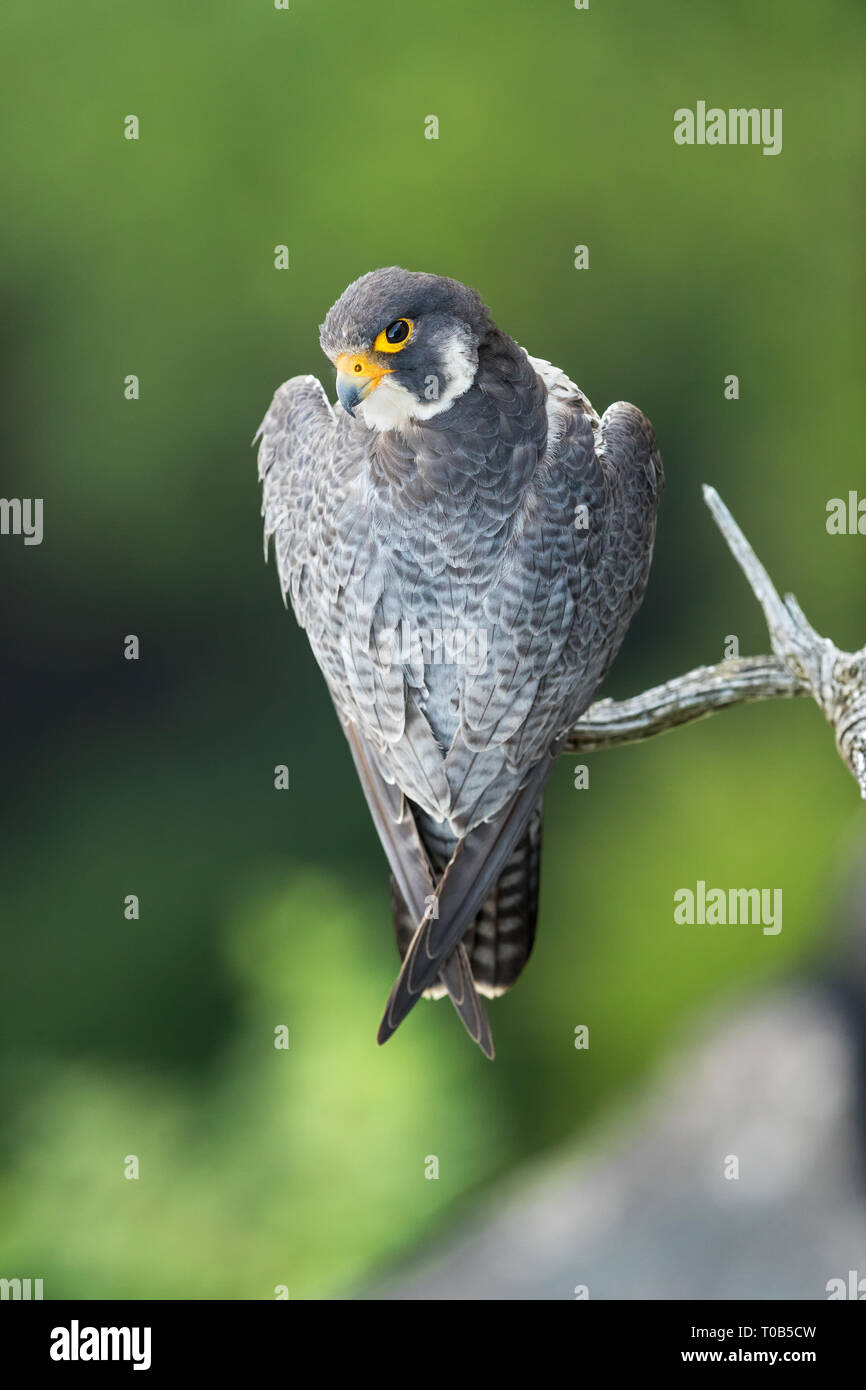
[319,266,490,357]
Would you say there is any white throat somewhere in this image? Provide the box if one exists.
[358,334,477,433]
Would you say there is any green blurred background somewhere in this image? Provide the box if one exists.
[0,0,863,1297]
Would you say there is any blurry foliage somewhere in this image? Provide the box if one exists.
[0,0,863,1295]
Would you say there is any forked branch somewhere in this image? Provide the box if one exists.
[566,487,866,799]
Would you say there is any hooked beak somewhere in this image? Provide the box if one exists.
[335,352,392,417]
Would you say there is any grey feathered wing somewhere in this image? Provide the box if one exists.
[256,376,494,1055]
[378,393,664,1040]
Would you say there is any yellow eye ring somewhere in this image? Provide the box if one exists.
[375,318,413,354]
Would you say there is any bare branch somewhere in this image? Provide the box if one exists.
[566,488,866,799]
[566,655,805,751]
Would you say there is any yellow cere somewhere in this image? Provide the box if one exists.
[335,352,392,383]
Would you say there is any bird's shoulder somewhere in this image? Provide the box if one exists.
[524,352,600,427]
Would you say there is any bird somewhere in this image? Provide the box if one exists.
[256,267,663,1058]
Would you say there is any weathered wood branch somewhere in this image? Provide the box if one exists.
[566,486,866,799]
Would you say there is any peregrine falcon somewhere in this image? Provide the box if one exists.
[257,268,663,1057]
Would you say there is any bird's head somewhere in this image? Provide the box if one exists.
[319,267,490,431]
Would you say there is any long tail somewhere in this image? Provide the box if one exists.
[343,721,495,1057]
[379,738,563,1046]
[391,800,542,1000]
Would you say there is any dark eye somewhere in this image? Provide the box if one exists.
[374,317,414,355]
